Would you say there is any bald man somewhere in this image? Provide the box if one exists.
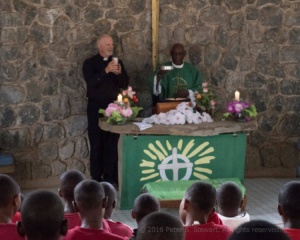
[150,43,203,103]
[82,34,129,186]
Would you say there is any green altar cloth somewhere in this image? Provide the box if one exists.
[120,134,247,209]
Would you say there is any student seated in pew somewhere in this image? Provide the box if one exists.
[130,193,160,240]
[17,190,68,240]
[216,181,250,230]
[136,212,184,240]
[179,185,223,225]
[63,179,125,240]
[58,170,85,229]
[58,170,111,231]
[100,182,133,238]
[228,220,290,240]
[0,174,24,240]
[179,182,232,240]
[278,180,300,240]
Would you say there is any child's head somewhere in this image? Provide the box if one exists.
[136,212,184,240]
[216,181,243,217]
[74,179,106,216]
[100,181,117,219]
[278,180,300,225]
[229,220,290,240]
[179,182,216,224]
[131,193,160,225]
[0,174,21,222]
[17,190,67,240]
[58,170,85,203]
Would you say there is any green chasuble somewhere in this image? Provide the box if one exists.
[159,62,203,99]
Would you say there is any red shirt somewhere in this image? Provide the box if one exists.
[64,213,111,232]
[0,223,25,240]
[63,226,125,240]
[107,220,133,238]
[284,228,300,240]
[208,212,223,225]
[12,212,21,224]
[184,222,232,240]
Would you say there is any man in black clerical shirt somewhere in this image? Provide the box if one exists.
[82,34,129,186]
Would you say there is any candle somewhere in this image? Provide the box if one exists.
[117,94,122,103]
[235,91,240,101]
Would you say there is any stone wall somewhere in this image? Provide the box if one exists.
[0,0,299,188]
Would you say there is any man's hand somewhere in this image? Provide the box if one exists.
[105,61,120,74]
[174,89,189,98]
[156,70,168,90]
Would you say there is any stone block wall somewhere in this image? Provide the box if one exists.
[0,0,299,187]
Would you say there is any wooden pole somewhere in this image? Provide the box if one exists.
[152,0,159,71]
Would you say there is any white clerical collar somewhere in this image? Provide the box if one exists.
[172,62,184,68]
[103,58,108,61]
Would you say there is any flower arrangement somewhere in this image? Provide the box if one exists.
[142,102,213,125]
[194,82,217,115]
[223,100,257,122]
[99,86,142,124]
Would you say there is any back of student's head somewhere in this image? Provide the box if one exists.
[74,179,104,211]
[229,220,290,240]
[59,170,85,202]
[100,181,117,207]
[132,193,160,223]
[217,181,243,215]
[278,180,300,220]
[136,212,184,240]
[185,181,216,214]
[18,190,67,240]
[0,174,20,208]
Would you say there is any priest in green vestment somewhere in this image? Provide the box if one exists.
[150,43,203,102]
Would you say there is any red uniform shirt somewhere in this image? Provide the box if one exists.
[63,226,125,240]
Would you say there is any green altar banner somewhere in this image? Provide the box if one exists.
[120,133,247,209]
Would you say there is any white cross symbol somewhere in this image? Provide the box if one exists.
[158,147,193,181]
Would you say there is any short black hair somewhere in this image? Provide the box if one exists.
[60,170,85,202]
[21,190,64,239]
[133,193,160,222]
[217,181,242,213]
[74,179,104,211]
[100,182,117,207]
[0,174,20,207]
[137,212,184,240]
[229,220,290,240]
[278,180,300,219]
[185,182,216,214]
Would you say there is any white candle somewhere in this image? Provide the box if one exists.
[117,94,122,103]
[235,91,240,101]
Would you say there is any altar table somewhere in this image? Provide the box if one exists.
[99,119,258,209]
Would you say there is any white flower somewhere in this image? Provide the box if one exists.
[174,112,186,125]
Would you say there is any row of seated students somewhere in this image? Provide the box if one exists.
[0,171,299,240]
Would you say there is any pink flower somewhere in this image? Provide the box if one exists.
[202,82,208,87]
[105,103,119,117]
[122,90,127,96]
[210,100,217,106]
[127,86,132,91]
[234,103,244,113]
[203,88,208,93]
[120,107,132,117]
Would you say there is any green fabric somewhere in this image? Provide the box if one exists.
[142,178,245,200]
[149,62,203,99]
[121,134,247,209]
